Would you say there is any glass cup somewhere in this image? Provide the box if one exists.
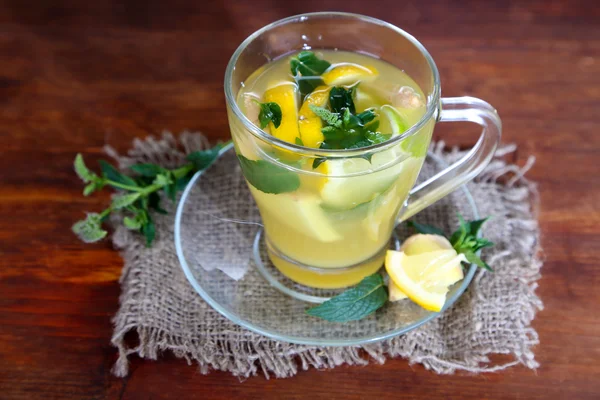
[224,12,501,289]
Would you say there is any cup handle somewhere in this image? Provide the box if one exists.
[396,96,502,222]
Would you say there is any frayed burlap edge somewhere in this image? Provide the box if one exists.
[107,132,543,378]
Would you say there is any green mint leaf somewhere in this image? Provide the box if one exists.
[256,102,282,129]
[74,154,98,183]
[290,51,331,99]
[164,183,177,202]
[464,217,490,237]
[312,157,327,169]
[321,126,345,141]
[357,153,374,163]
[473,238,494,251]
[72,213,108,243]
[366,131,392,145]
[297,76,325,101]
[306,274,387,322]
[446,214,495,272]
[295,137,304,146]
[237,155,300,194]
[83,181,104,196]
[406,220,446,236]
[142,213,156,247]
[342,107,351,126]
[130,163,166,177]
[450,215,469,248]
[329,86,356,115]
[186,145,224,170]
[123,216,142,230]
[365,120,380,133]
[153,173,172,186]
[123,207,149,231]
[99,160,138,188]
[463,250,493,272]
[290,51,331,77]
[148,192,168,214]
[175,176,191,191]
[111,192,142,209]
[309,104,341,127]
[358,110,377,125]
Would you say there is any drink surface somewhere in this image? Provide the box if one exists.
[231,50,433,288]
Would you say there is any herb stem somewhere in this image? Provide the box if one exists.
[139,183,165,196]
[99,207,112,219]
[105,180,144,192]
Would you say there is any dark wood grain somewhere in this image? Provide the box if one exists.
[0,0,599,398]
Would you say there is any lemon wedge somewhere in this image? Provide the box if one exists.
[322,63,378,86]
[263,82,300,144]
[401,233,453,254]
[385,234,466,311]
[298,86,330,148]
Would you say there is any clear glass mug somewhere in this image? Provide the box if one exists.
[224,12,501,289]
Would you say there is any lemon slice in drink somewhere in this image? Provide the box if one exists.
[318,102,415,211]
[249,187,342,243]
[322,63,378,86]
[385,234,466,311]
[380,105,429,157]
[263,82,301,144]
[298,86,330,148]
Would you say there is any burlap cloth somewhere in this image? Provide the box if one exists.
[106,132,543,378]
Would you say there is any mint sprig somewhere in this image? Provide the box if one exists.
[290,51,331,100]
[311,87,389,155]
[408,215,495,271]
[72,141,230,246]
[306,274,388,322]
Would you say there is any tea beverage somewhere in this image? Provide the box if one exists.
[231,50,435,288]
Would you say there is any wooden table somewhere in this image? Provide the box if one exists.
[1,0,599,398]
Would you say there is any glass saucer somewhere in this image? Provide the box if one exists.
[174,144,479,346]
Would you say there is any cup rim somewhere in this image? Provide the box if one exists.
[224,12,441,158]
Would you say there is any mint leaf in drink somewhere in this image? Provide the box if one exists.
[309,105,341,127]
[365,131,391,145]
[290,51,331,99]
[329,86,356,115]
[311,87,385,151]
[407,220,446,236]
[237,155,300,194]
[306,274,388,322]
[255,101,282,129]
[290,51,331,77]
[72,213,108,243]
[312,157,327,169]
[295,137,304,146]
